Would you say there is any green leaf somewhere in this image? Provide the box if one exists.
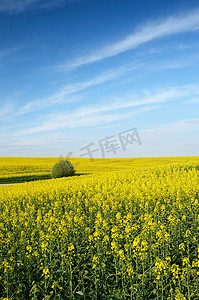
[76,291,84,296]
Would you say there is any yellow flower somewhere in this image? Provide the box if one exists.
[179,243,185,251]
[182,257,189,266]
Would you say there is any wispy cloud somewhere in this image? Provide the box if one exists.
[141,118,199,138]
[186,98,199,104]
[0,103,13,119]
[12,83,199,135]
[184,119,199,125]
[159,55,199,70]
[0,0,40,13]
[64,83,199,118]
[0,0,71,13]
[68,9,199,69]
[178,42,199,50]
[15,106,156,136]
[0,47,20,64]
[16,63,141,115]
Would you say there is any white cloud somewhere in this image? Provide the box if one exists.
[0,103,13,119]
[0,0,70,13]
[14,106,156,136]
[16,63,140,115]
[159,55,199,70]
[0,48,20,64]
[11,82,199,136]
[68,9,199,69]
[17,94,82,116]
[141,117,199,138]
[184,119,199,125]
[178,42,199,50]
[186,98,199,104]
[0,0,40,12]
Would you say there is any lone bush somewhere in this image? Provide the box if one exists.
[51,159,75,179]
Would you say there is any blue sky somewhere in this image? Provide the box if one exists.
[0,0,199,158]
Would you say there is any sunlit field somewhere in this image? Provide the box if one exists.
[0,157,199,299]
[1,156,199,183]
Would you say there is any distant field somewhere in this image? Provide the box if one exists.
[0,159,199,299]
[1,156,199,183]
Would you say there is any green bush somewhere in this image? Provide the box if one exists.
[51,159,75,179]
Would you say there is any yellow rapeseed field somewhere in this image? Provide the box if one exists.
[0,156,199,181]
[0,158,199,299]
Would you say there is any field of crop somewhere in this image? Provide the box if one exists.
[0,158,199,299]
[1,156,199,183]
